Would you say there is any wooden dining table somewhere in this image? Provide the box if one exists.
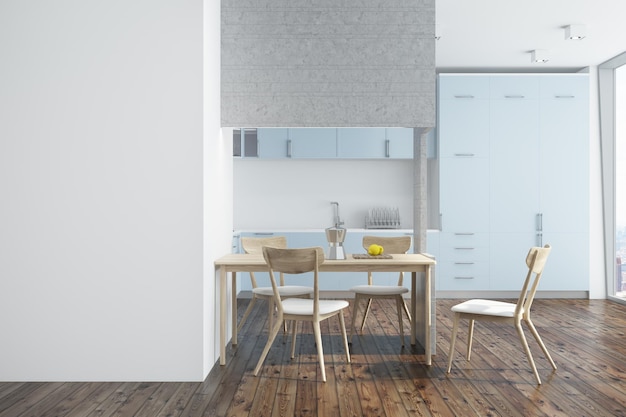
[214,252,436,366]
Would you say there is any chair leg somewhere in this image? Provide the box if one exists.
[526,318,557,370]
[395,296,405,347]
[466,318,475,361]
[267,299,275,334]
[253,316,283,376]
[291,320,298,359]
[338,311,351,363]
[515,321,542,385]
[312,321,326,382]
[350,294,362,343]
[447,313,460,373]
[360,298,373,331]
[237,296,257,332]
[401,298,412,322]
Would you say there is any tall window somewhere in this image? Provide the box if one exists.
[600,52,626,303]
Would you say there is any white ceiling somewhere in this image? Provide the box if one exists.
[436,0,626,71]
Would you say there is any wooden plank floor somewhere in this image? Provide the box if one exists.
[1,298,626,417]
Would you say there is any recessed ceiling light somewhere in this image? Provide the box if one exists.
[531,49,549,63]
[565,24,586,40]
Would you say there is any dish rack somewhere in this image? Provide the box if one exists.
[365,207,401,229]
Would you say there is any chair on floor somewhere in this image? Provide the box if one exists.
[350,235,412,346]
[253,246,351,382]
[238,236,313,333]
[446,244,557,385]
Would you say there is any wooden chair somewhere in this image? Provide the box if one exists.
[350,235,412,346]
[253,246,351,382]
[446,244,557,385]
[239,236,313,333]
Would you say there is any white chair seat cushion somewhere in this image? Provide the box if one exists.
[451,299,517,317]
[252,285,313,297]
[350,285,409,296]
[281,298,349,316]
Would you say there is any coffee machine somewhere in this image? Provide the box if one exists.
[325,201,346,260]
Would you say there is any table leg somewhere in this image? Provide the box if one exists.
[411,271,416,346]
[232,271,238,346]
[425,265,432,366]
[220,266,227,366]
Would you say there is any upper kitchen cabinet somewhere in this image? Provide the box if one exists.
[336,128,414,159]
[232,128,259,158]
[237,127,418,159]
[257,128,289,158]
[288,128,337,158]
[386,128,415,159]
[337,128,386,158]
[438,76,490,158]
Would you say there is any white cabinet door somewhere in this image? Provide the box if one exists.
[540,232,589,291]
[439,75,490,158]
[539,77,589,234]
[257,128,289,158]
[440,157,490,232]
[438,98,490,158]
[336,128,386,158]
[489,95,540,234]
[538,76,589,291]
[489,232,537,291]
[386,128,414,159]
[289,128,337,158]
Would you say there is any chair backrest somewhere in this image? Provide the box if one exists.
[241,236,287,287]
[515,244,551,317]
[362,235,411,285]
[262,246,325,317]
[241,236,287,255]
[362,235,411,254]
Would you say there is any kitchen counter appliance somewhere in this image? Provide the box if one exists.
[326,202,346,259]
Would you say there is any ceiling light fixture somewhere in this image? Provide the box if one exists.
[531,49,549,63]
[565,24,586,40]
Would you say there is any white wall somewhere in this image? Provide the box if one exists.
[0,0,225,381]
[234,159,415,230]
[204,0,233,377]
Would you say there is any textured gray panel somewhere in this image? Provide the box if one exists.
[222,0,435,127]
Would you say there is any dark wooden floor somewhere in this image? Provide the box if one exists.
[1,298,626,417]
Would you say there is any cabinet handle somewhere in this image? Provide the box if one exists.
[454,262,475,265]
[454,95,474,99]
[454,276,474,280]
[454,153,475,157]
[537,213,543,231]
[555,95,575,99]
[253,232,274,236]
[455,232,475,236]
[287,140,292,158]
[385,139,390,158]
[505,95,525,99]
[454,247,475,250]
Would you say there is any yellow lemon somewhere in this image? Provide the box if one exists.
[368,244,383,256]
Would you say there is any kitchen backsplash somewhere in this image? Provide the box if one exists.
[234,158,438,230]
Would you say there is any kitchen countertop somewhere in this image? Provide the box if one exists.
[234,229,439,233]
